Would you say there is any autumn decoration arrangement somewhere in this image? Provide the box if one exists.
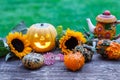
[1,10,120,72]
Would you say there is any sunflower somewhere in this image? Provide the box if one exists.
[6,32,32,59]
[59,29,86,55]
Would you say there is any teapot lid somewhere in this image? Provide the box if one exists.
[96,10,117,23]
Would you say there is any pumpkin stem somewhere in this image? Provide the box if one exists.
[72,49,75,53]
[83,44,96,52]
[78,41,82,45]
[41,23,44,26]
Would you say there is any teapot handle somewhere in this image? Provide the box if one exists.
[115,20,120,24]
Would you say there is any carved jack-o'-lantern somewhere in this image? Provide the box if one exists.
[27,23,57,52]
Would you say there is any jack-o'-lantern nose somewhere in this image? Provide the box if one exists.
[40,36,45,41]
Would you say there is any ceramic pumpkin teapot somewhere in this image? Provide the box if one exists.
[87,10,120,39]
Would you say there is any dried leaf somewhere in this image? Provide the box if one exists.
[5,52,14,61]
[11,21,28,34]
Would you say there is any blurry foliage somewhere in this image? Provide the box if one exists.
[0,0,120,37]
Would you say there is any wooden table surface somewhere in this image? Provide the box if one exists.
[0,53,120,80]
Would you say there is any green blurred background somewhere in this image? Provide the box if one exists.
[0,0,120,37]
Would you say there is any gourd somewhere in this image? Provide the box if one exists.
[22,53,44,69]
[96,39,120,60]
[74,45,94,62]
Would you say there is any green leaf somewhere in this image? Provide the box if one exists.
[56,25,64,40]
[5,52,14,61]
[82,27,94,41]
[0,39,4,47]
[0,47,9,57]
[11,21,28,34]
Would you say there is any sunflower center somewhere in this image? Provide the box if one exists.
[65,37,78,50]
[11,39,24,52]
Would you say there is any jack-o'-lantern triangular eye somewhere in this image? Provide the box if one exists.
[34,33,39,38]
[46,34,50,38]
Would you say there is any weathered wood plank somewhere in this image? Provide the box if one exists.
[0,53,120,80]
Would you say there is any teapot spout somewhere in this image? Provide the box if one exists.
[86,18,95,33]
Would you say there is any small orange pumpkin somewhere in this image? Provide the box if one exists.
[27,23,57,52]
[64,52,85,71]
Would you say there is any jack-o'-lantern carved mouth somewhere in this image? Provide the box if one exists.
[34,42,51,49]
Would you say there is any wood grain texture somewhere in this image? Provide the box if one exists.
[0,53,120,80]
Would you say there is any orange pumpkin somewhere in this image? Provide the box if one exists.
[64,52,85,71]
[27,23,57,52]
